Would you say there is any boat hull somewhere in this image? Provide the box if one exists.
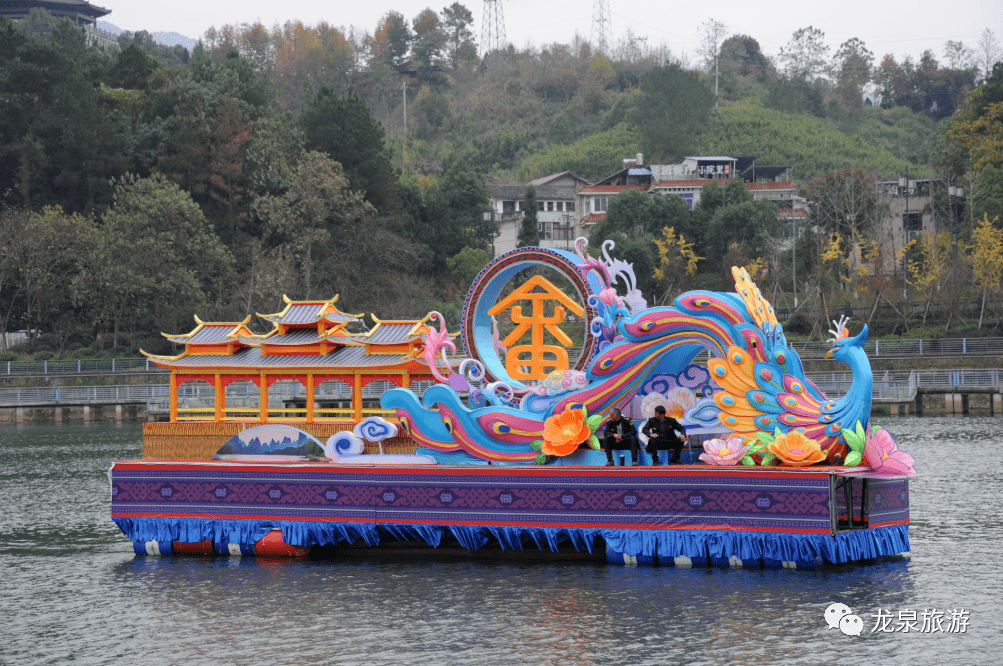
[110,461,909,567]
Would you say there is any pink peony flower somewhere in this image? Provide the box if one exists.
[699,437,750,465]
[863,427,917,477]
[598,287,621,308]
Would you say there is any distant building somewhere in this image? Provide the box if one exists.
[0,0,118,50]
[486,171,590,256]
[873,178,942,275]
[575,154,808,236]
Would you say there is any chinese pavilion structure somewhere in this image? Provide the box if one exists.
[144,296,450,427]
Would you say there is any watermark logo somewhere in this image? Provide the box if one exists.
[825,603,862,636]
[826,603,971,635]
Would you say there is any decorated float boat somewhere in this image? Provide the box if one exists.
[110,241,915,568]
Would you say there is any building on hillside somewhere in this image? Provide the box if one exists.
[0,0,118,49]
[871,178,946,277]
[575,154,807,236]
[487,171,590,255]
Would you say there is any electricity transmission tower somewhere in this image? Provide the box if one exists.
[481,0,508,67]
[591,0,612,56]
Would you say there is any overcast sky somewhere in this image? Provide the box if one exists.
[101,0,1002,66]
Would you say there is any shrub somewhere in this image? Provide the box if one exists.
[0,350,19,362]
[34,351,55,361]
[76,347,96,358]
[785,313,812,336]
[67,332,95,348]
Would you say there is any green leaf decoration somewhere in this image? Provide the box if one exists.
[530,439,543,452]
[535,452,548,465]
[842,420,867,453]
[586,414,604,432]
[756,430,776,446]
[748,441,768,456]
[844,451,862,467]
[760,452,778,466]
[580,406,589,419]
[741,455,755,465]
[588,434,601,450]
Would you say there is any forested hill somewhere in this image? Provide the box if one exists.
[1,6,1002,360]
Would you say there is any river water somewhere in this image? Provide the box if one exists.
[1,417,1000,665]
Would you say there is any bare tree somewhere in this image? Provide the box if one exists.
[943,40,975,70]
[778,26,830,82]
[976,28,1002,81]
[696,19,728,107]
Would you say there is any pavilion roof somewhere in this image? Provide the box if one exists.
[162,316,253,345]
[147,345,423,370]
[257,295,362,326]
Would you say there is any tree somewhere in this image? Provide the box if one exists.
[696,19,728,106]
[441,2,477,70]
[412,9,447,68]
[110,44,157,90]
[631,63,714,160]
[547,114,574,145]
[300,86,397,210]
[832,38,873,115]
[518,186,540,247]
[778,26,830,82]
[971,213,1003,328]
[74,175,233,346]
[652,226,702,304]
[254,152,374,297]
[948,100,1003,171]
[439,158,491,248]
[943,40,975,71]
[445,246,489,292]
[16,207,96,350]
[976,28,1002,82]
[371,11,411,69]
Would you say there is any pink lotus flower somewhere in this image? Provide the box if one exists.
[699,437,749,465]
[863,427,917,477]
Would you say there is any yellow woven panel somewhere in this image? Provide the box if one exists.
[142,422,418,460]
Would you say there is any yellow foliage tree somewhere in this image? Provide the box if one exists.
[906,232,955,324]
[652,226,702,305]
[971,214,1003,329]
[948,101,1003,171]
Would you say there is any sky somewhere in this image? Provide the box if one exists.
[99,0,1002,66]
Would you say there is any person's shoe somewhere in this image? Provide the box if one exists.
[605,460,615,467]
[651,457,660,466]
[631,460,638,466]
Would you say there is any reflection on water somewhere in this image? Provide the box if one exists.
[1,418,999,665]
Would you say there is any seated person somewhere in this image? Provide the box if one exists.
[601,407,639,466]
[641,405,687,465]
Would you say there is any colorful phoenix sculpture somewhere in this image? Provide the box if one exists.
[382,241,874,466]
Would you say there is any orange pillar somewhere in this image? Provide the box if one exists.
[214,373,223,422]
[169,372,178,422]
[402,370,410,391]
[353,373,363,422]
[306,373,315,424]
[259,371,268,424]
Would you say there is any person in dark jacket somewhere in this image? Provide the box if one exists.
[641,405,687,465]
[601,407,639,466]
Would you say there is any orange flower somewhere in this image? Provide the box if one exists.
[541,408,591,456]
[767,431,827,467]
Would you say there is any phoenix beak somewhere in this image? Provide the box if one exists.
[824,349,834,360]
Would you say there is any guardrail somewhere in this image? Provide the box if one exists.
[0,384,169,407]
[790,337,1003,360]
[2,358,165,377]
[3,371,999,413]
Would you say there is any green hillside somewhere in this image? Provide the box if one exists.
[694,99,929,181]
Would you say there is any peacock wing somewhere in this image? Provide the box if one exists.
[732,267,779,331]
